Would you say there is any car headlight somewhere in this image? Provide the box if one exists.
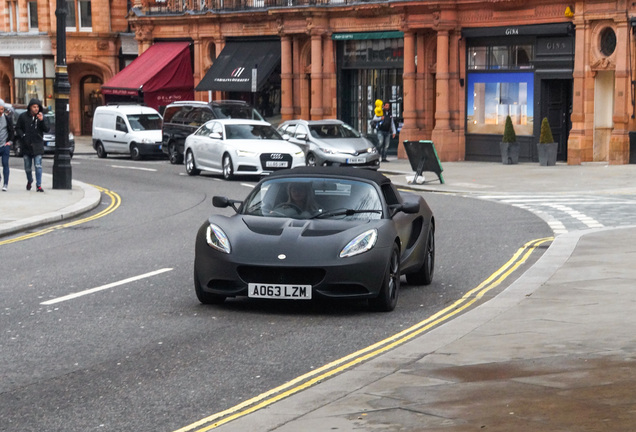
[340,229,377,258]
[368,147,377,154]
[236,149,257,157]
[206,223,231,254]
[294,149,304,157]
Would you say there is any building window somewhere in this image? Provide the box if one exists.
[65,0,77,30]
[27,1,38,31]
[599,27,616,57]
[65,0,91,31]
[78,0,92,30]
[468,45,534,70]
[466,72,534,136]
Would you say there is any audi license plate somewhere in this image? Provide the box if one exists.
[248,283,312,299]
[266,161,289,168]
[346,157,365,164]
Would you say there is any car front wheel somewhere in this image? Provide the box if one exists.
[306,152,317,166]
[185,150,200,176]
[369,243,400,312]
[222,154,234,180]
[130,144,142,161]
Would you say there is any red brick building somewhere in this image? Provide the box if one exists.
[2,0,634,164]
[0,0,136,135]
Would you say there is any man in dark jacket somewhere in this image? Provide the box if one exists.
[0,99,15,191]
[15,98,49,192]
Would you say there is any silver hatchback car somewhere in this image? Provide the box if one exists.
[278,119,380,170]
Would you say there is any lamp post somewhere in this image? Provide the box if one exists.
[53,0,72,189]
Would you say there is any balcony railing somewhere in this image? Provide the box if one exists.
[140,0,375,15]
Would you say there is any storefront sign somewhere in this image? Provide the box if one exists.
[14,58,44,78]
[537,37,573,55]
[0,35,52,56]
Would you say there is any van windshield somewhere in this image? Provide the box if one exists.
[126,114,162,131]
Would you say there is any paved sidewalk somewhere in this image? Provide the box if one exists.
[2,140,636,430]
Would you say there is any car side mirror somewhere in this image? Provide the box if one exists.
[210,132,223,140]
[389,201,420,215]
[213,196,241,212]
[282,133,290,140]
[296,133,308,141]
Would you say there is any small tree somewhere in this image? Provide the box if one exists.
[539,117,554,144]
[502,115,516,143]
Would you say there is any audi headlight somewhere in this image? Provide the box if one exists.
[340,229,377,258]
[294,149,304,157]
[206,223,231,254]
[236,149,257,157]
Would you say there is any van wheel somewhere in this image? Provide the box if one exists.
[130,144,142,161]
[96,142,107,158]
[185,150,200,176]
[222,154,234,180]
[168,142,183,165]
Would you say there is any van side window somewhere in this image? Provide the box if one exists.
[116,116,128,133]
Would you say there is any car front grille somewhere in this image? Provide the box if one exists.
[260,153,293,170]
[237,265,325,285]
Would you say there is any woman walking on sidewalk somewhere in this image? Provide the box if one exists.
[0,99,15,191]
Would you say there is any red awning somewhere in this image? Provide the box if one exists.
[101,42,194,108]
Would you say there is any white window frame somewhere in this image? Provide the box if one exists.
[78,0,91,31]
[27,1,38,32]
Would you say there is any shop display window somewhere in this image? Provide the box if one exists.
[466,72,534,135]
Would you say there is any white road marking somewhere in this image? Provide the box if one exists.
[41,268,173,305]
[111,165,157,172]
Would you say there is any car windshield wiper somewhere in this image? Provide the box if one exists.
[311,208,382,219]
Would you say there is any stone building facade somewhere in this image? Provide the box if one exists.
[0,0,137,135]
[125,0,635,164]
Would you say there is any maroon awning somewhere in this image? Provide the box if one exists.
[101,42,194,109]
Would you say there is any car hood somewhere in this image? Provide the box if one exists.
[311,137,374,152]
[229,139,303,154]
[207,215,392,263]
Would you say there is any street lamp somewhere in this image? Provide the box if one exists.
[53,0,72,189]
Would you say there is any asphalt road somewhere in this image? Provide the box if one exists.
[0,154,552,432]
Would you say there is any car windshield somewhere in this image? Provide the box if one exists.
[126,114,162,131]
[242,177,383,220]
[212,105,264,121]
[309,123,361,139]
[225,124,283,140]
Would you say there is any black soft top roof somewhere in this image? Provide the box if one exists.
[268,166,391,187]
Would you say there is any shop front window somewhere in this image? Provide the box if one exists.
[466,72,534,136]
[468,45,534,70]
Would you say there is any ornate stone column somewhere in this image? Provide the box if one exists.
[280,35,294,120]
[310,31,323,119]
[609,21,630,164]
[567,17,587,165]
[398,30,416,159]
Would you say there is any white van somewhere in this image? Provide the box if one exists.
[92,105,163,160]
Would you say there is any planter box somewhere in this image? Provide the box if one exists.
[500,141,520,165]
[537,142,558,166]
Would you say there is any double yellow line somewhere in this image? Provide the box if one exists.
[176,236,554,432]
[0,185,121,246]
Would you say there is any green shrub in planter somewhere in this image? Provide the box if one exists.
[539,117,554,144]
[537,117,557,166]
[500,115,519,164]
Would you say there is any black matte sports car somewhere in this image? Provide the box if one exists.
[193,166,435,311]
